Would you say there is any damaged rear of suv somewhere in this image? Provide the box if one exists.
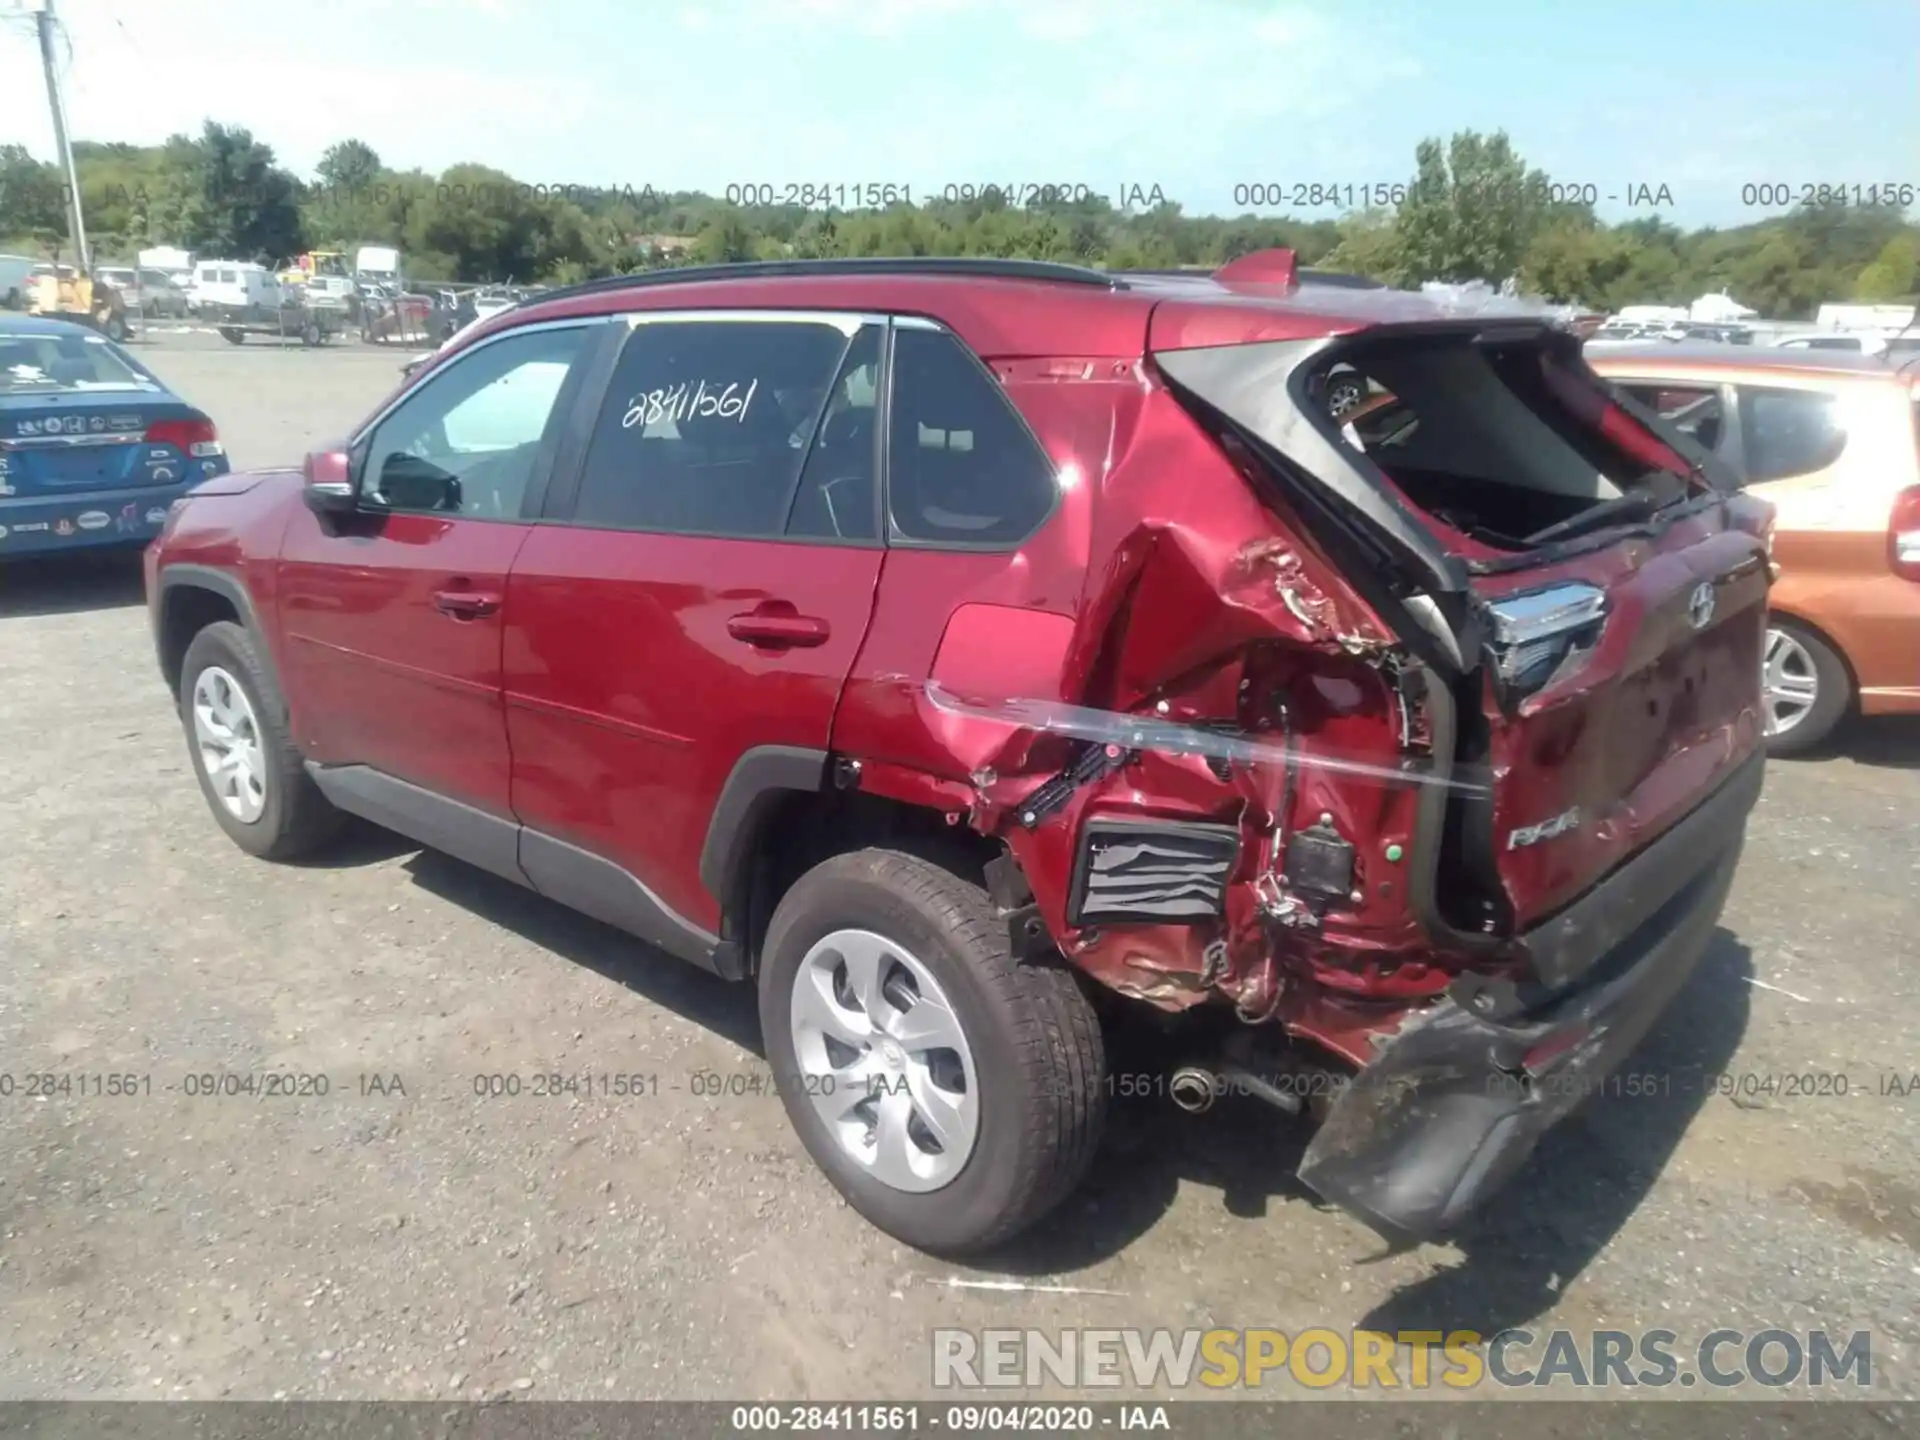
[150,253,1769,1256]
[894,256,1770,1246]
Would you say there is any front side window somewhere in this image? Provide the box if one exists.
[1616,381,1727,452]
[572,317,858,538]
[886,327,1056,546]
[1737,385,1848,484]
[358,324,589,519]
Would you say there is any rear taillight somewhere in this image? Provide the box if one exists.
[1891,485,1920,583]
[145,416,223,459]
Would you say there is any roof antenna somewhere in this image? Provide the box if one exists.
[1212,249,1299,291]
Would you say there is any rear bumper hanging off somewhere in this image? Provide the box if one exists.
[1296,752,1761,1242]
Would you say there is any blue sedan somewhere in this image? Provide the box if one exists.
[0,316,230,556]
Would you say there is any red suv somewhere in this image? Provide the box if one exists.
[147,253,1771,1253]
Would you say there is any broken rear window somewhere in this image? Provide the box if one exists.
[1318,337,1696,550]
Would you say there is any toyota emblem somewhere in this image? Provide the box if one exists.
[1687,581,1716,630]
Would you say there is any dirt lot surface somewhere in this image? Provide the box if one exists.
[1,333,1917,1404]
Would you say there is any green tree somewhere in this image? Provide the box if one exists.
[1391,129,1576,286]
[692,212,756,264]
[1319,207,1403,281]
[316,139,382,197]
[1520,219,1645,305]
[165,122,305,261]
[1853,234,1918,300]
[0,144,67,246]
[1728,231,1823,319]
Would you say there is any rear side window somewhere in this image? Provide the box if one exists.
[571,318,857,539]
[1737,386,1848,483]
[886,327,1056,546]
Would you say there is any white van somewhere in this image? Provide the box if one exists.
[190,261,282,315]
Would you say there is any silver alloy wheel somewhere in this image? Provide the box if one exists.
[788,928,980,1193]
[1762,626,1821,737]
[191,665,267,823]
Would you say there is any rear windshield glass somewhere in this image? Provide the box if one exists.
[1310,338,1696,549]
[0,331,159,393]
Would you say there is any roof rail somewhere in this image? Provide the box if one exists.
[1297,268,1389,291]
[523,255,1125,309]
[1117,261,1389,291]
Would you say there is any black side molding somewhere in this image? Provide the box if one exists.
[699,745,829,905]
[305,763,526,885]
[304,762,737,978]
[520,829,730,977]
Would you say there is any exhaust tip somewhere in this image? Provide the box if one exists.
[1169,1066,1218,1114]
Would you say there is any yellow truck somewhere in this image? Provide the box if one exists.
[26,267,129,341]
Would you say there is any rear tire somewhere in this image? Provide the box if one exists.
[179,621,345,860]
[1763,618,1849,756]
[759,849,1105,1255]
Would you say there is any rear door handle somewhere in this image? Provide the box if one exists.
[726,611,830,648]
[433,588,500,619]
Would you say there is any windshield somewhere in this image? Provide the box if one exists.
[0,330,160,394]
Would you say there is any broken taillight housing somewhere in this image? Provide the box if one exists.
[1890,484,1920,583]
[1486,582,1608,696]
[145,416,223,459]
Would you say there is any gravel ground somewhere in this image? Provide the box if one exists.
[1,333,1916,1404]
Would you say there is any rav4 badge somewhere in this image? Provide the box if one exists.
[1508,806,1582,850]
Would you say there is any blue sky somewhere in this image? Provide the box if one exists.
[3,0,1916,228]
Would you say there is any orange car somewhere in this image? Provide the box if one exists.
[1587,345,1920,753]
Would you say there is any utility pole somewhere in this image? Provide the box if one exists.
[18,0,90,272]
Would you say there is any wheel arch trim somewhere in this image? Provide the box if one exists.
[155,564,266,689]
[699,745,831,908]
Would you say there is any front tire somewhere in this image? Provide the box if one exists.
[178,621,344,860]
[759,849,1106,1255]
[1763,619,1850,756]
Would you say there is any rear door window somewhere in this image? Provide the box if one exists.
[570,316,858,539]
[786,325,881,541]
[886,326,1056,546]
[1615,381,1728,453]
[1737,386,1848,483]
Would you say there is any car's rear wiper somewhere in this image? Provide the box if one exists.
[1523,486,1673,547]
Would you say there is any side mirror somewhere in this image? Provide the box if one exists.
[302,447,358,516]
